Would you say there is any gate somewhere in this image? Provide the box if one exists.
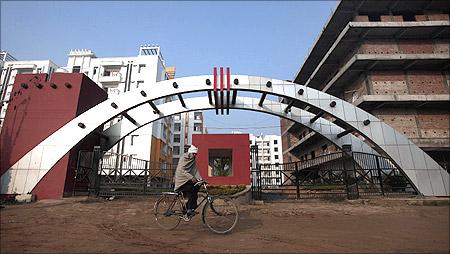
[252,151,417,200]
[75,150,176,196]
[250,145,261,200]
[73,148,102,196]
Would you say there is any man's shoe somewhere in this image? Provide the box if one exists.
[182,213,191,222]
[186,209,198,217]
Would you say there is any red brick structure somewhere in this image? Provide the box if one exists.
[192,134,250,185]
[0,73,107,199]
[282,0,450,170]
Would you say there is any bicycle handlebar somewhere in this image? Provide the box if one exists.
[194,180,207,187]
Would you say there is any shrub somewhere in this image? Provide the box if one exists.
[205,185,247,196]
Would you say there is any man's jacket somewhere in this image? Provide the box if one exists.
[173,153,202,191]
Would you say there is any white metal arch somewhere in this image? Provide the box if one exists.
[1,75,448,196]
[100,96,376,153]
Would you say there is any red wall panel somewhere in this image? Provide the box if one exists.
[0,73,107,199]
[192,134,250,185]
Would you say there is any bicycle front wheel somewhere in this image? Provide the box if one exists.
[202,197,239,234]
[154,194,183,230]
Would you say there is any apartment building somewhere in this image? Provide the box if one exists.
[281,0,450,171]
[250,134,283,164]
[0,55,59,129]
[62,45,174,163]
[250,134,283,185]
[172,111,207,165]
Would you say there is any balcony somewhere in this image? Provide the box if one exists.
[100,60,123,67]
[354,94,450,110]
[299,20,450,90]
[99,72,122,84]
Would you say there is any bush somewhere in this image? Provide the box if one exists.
[205,185,247,196]
[383,175,408,192]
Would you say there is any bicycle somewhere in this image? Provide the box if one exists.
[153,181,239,234]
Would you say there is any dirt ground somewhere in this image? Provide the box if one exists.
[1,196,449,254]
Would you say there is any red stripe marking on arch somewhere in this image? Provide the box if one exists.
[227,67,230,91]
[213,67,217,92]
[220,67,224,91]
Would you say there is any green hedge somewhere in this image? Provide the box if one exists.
[205,185,247,196]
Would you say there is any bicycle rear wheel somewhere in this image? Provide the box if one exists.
[202,197,239,234]
[154,194,183,230]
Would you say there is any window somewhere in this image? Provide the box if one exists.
[138,64,146,73]
[131,135,138,146]
[367,14,381,21]
[174,134,181,143]
[311,151,316,159]
[174,123,181,132]
[275,155,279,159]
[162,143,168,156]
[274,140,278,144]
[72,66,81,73]
[17,68,33,74]
[162,126,167,140]
[402,13,416,21]
[194,123,201,132]
[103,68,120,77]
[274,147,278,152]
[173,146,180,155]
[174,114,181,121]
[208,149,232,177]
[194,112,202,120]
[322,145,328,153]
[93,67,98,75]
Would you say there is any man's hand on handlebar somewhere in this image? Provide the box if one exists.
[194,180,207,187]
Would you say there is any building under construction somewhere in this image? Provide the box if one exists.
[281,0,450,171]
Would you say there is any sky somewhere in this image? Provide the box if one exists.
[1,1,337,136]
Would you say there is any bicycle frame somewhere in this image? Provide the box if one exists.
[155,182,239,234]
[165,183,212,217]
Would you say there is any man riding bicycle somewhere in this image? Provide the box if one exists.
[173,145,203,219]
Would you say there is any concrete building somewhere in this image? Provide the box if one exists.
[250,134,283,165]
[250,134,283,185]
[0,56,59,129]
[172,111,207,165]
[61,45,174,163]
[0,51,17,70]
[281,0,450,171]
